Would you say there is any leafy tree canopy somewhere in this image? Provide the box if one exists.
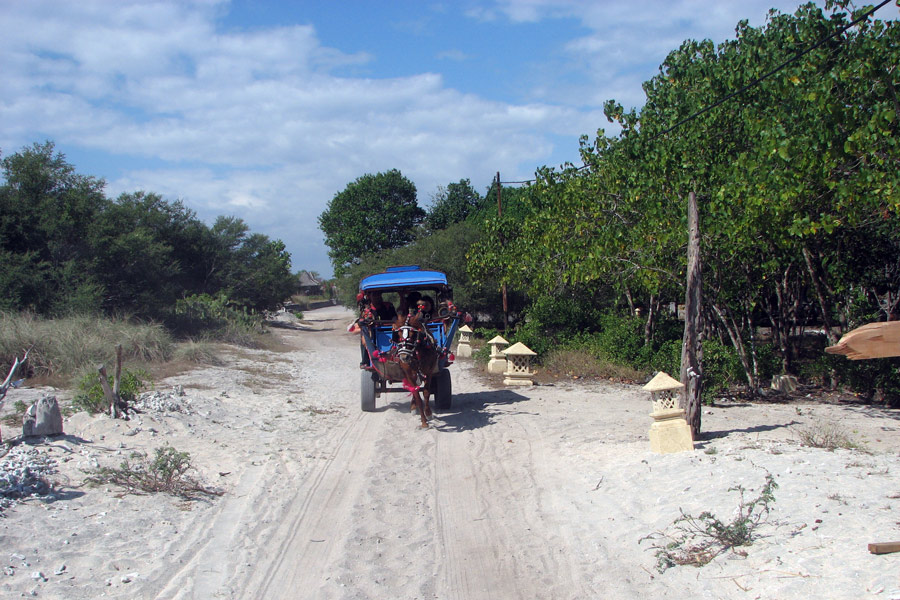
[318,169,424,276]
[424,179,483,232]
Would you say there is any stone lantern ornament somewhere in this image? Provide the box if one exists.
[486,335,509,374]
[502,342,536,386]
[642,371,694,454]
[456,325,473,358]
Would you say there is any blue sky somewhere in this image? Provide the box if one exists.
[4,0,877,278]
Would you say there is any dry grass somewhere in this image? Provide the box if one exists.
[795,419,869,452]
[0,312,173,385]
[540,349,646,382]
[172,340,223,366]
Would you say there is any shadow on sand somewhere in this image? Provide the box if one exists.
[375,389,532,432]
[697,420,802,444]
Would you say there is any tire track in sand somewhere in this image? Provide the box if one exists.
[432,388,580,600]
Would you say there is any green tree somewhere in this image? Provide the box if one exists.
[91,192,208,318]
[424,179,483,232]
[318,169,424,275]
[0,141,108,314]
[200,216,294,311]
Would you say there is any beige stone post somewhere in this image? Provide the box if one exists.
[643,371,694,454]
[456,325,473,358]
[487,335,509,374]
[502,342,536,386]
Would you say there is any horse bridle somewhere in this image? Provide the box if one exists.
[393,324,422,363]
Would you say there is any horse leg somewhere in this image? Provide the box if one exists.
[415,388,428,428]
[420,373,433,420]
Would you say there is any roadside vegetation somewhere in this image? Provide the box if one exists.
[83,446,222,499]
[2,4,898,418]
[641,474,779,572]
[322,2,899,410]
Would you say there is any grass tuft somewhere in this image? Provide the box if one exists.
[641,473,778,572]
[83,446,223,499]
[796,419,868,452]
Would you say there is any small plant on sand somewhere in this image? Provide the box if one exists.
[72,367,150,414]
[641,473,778,572]
[796,420,868,452]
[84,446,222,499]
[1,400,28,427]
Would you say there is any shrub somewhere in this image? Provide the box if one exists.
[171,293,264,346]
[72,367,149,414]
[84,446,222,498]
[642,474,778,572]
[702,339,745,400]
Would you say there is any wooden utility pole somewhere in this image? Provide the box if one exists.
[497,172,508,333]
[681,190,703,439]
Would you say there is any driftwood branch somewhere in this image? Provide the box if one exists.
[98,365,119,419]
[98,345,127,419]
[1,347,31,404]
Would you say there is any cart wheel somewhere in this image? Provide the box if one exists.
[361,371,377,412]
[432,369,452,411]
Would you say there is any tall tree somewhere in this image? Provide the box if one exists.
[0,141,107,314]
[424,179,483,232]
[318,169,424,275]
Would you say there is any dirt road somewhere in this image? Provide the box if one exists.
[151,305,641,599]
[3,305,899,599]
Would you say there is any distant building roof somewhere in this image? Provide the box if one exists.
[298,271,321,287]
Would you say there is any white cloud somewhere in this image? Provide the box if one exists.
[2,0,834,276]
[484,0,828,109]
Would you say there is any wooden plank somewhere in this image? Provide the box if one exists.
[868,542,900,555]
[826,321,900,360]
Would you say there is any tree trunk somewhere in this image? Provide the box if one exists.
[802,244,839,345]
[710,301,758,390]
[681,191,703,439]
[644,293,657,346]
[624,286,636,316]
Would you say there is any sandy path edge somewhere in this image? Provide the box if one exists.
[1,305,898,599]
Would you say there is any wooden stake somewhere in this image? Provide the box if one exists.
[868,542,900,555]
[97,365,119,419]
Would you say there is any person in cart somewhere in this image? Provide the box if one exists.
[358,291,397,367]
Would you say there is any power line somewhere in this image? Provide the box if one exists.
[498,0,894,187]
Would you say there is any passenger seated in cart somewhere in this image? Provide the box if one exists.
[398,291,421,317]
[368,291,396,321]
[415,296,435,322]
[358,291,396,367]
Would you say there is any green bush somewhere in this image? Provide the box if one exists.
[171,293,264,345]
[84,446,222,498]
[701,339,744,399]
[649,338,682,378]
[73,367,149,413]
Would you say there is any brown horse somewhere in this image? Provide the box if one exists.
[392,312,440,428]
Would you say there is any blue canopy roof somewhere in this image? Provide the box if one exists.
[359,265,448,291]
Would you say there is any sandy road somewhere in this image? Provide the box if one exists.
[8,305,896,599]
[219,305,599,600]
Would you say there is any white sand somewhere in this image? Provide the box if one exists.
[1,304,899,599]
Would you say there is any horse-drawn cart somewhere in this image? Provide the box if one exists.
[357,265,463,413]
